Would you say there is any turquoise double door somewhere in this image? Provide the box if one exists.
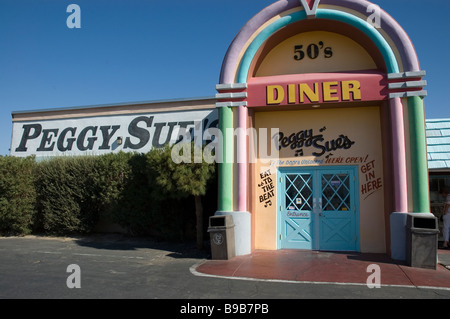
[277,166,360,252]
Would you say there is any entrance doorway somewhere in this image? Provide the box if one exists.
[277,166,360,251]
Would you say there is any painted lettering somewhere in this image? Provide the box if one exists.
[361,159,383,199]
[287,211,309,217]
[313,134,355,157]
[124,116,154,150]
[258,169,274,208]
[361,160,376,173]
[267,85,285,105]
[265,80,362,105]
[12,114,218,155]
[15,124,42,152]
[345,155,368,164]
[299,82,319,103]
[77,126,98,151]
[342,80,361,101]
[361,178,382,195]
[99,125,120,150]
[37,129,59,152]
[176,121,195,143]
[274,127,355,158]
[152,122,177,148]
[57,127,77,152]
[322,81,339,101]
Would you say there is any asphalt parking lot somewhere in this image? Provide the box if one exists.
[0,235,449,304]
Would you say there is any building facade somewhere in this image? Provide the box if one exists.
[214,0,429,260]
[9,1,435,262]
[427,119,450,239]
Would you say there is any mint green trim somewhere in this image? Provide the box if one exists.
[408,96,430,213]
[316,10,398,74]
[218,106,233,211]
[236,9,399,83]
[237,11,307,83]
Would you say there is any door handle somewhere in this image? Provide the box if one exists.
[318,198,323,217]
[314,198,323,214]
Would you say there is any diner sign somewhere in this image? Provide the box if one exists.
[247,72,387,107]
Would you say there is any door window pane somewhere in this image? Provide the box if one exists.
[322,174,350,211]
[285,174,313,211]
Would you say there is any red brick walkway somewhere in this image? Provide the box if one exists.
[195,249,450,289]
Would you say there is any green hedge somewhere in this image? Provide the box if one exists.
[0,156,36,236]
[35,156,100,235]
[0,151,217,241]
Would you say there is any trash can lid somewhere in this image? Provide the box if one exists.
[209,215,234,228]
[406,213,438,230]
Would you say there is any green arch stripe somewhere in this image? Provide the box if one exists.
[316,10,398,74]
[218,106,233,212]
[408,96,430,213]
[236,8,399,83]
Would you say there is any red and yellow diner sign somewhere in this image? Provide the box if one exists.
[246,72,387,107]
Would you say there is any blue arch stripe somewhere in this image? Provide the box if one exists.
[236,9,399,83]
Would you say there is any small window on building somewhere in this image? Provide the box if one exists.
[429,174,450,239]
[429,175,450,203]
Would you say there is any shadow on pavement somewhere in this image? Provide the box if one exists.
[73,233,211,259]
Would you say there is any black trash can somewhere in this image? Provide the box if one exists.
[406,213,439,269]
[208,215,235,260]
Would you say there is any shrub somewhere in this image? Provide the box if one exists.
[0,156,36,235]
[104,153,155,236]
[91,152,133,221]
[35,156,100,235]
[1,149,217,242]
[147,143,216,248]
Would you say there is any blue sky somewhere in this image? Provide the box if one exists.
[1,0,449,155]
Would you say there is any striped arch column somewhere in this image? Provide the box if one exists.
[216,83,248,212]
[237,104,248,212]
[388,72,428,259]
[408,95,430,213]
[389,97,408,213]
[216,84,251,256]
[388,71,429,213]
[217,105,233,212]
